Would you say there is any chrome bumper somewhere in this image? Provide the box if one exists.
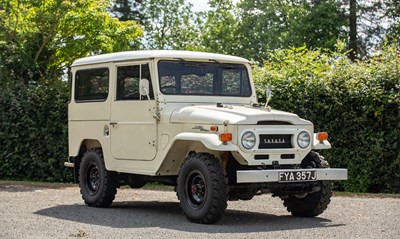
[236,168,347,183]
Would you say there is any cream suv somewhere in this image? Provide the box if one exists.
[65,50,347,224]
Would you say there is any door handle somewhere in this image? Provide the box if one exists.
[110,122,118,127]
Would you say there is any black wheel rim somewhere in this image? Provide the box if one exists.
[86,164,100,195]
[185,170,206,210]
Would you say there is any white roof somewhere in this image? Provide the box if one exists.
[71,50,250,66]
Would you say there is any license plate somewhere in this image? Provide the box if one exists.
[278,171,316,182]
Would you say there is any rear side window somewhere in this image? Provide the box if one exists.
[75,68,109,102]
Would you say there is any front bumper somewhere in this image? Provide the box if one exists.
[236,168,347,183]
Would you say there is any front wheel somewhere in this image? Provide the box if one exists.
[79,148,117,207]
[177,153,228,224]
[282,151,333,217]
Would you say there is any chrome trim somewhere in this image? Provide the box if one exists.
[236,168,347,183]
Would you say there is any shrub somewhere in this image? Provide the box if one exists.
[0,79,73,182]
[254,45,400,193]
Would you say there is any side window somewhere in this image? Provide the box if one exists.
[75,68,109,102]
[116,63,154,100]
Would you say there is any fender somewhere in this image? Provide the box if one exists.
[155,133,238,175]
[173,132,238,151]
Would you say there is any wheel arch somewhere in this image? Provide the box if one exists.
[156,133,237,176]
[71,139,104,183]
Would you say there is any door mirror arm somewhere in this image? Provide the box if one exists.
[140,79,160,120]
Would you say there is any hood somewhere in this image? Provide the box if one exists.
[170,104,311,125]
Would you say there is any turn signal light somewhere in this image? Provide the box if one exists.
[220,133,232,142]
[210,126,219,132]
[317,132,328,141]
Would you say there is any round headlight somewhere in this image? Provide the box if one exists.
[297,131,311,148]
[241,131,256,149]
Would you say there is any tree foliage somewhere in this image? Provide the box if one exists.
[111,0,144,22]
[0,0,142,80]
[140,0,199,50]
[235,0,345,62]
[196,0,241,54]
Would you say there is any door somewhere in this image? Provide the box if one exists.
[110,62,157,160]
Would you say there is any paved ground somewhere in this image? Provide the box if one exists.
[0,183,399,239]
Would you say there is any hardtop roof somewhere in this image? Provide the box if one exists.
[71,50,250,67]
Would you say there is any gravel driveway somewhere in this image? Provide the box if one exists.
[0,183,399,239]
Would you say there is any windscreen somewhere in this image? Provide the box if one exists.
[158,61,252,97]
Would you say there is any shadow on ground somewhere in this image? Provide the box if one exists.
[35,201,344,233]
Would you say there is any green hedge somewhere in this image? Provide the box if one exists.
[0,80,73,182]
[253,46,400,193]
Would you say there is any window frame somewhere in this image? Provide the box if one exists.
[74,67,110,103]
[157,60,252,97]
[115,61,154,101]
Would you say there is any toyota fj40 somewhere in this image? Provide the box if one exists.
[66,50,347,224]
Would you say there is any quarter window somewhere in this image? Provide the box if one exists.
[75,68,109,102]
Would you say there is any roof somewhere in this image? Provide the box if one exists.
[71,50,250,66]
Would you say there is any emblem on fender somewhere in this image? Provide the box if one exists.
[192,125,209,132]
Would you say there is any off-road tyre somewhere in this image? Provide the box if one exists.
[177,153,228,224]
[282,151,333,217]
[79,148,117,207]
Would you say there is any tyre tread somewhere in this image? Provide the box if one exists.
[79,148,117,208]
[283,151,333,217]
[177,153,228,224]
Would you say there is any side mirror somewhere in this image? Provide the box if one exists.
[139,78,150,99]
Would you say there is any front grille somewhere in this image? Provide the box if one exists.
[259,134,292,149]
[257,121,292,125]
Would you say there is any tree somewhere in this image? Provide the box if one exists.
[140,0,199,50]
[337,0,400,59]
[0,0,143,81]
[198,0,241,55]
[383,0,400,46]
[111,0,144,22]
[348,0,357,61]
[236,0,345,62]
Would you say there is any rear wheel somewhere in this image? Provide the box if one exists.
[282,151,333,217]
[79,148,117,207]
[177,153,228,224]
